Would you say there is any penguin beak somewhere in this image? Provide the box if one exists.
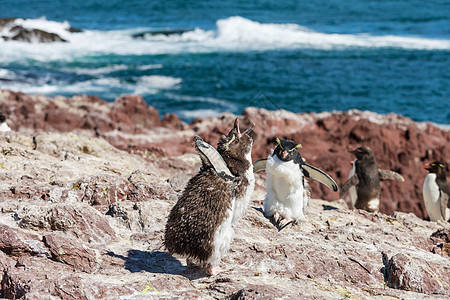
[282,150,288,159]
[243,124,254,138]
[348,146,358,156]
[233,118,242,138]
[423,162,430,170]
[234,118,254,138]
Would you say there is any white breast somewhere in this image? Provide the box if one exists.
[423,173,445,221]
[347,159,357,207]
[208,205,234,266]
[263,154,308,221]
[231,149,255,224]
[0,122,11,132]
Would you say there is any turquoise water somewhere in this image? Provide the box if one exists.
[0,0,449,124]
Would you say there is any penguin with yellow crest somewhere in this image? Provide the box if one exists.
[253,138,338,229]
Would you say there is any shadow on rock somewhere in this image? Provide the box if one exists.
[107,250,209,279]
[322,205,339,211]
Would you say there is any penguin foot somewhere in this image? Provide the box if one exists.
[278,217,296,231]
[207,265,226,276]
[186,258,198,268]
[267,212,282,228]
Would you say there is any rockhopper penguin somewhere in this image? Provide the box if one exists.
[164,118,254,275]
[253,138,338,230]
[340,146,404,212]
[0,111,11,132]
[423,161,450,222]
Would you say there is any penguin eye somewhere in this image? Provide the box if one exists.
[234,140,238,144]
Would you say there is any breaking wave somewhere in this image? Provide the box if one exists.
[1,16,449,64]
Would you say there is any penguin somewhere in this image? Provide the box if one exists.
[253,138,338,229]
[340,146,405,212]
[423,161,450,222]
[0,111,11,132]
[164,118,254,275]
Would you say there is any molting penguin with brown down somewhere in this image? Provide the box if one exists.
[340,146,405,212]
[423,161,450,222]
[253,138,338,230]
[164,118,254,275]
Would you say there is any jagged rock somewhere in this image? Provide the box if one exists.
[0,18,82,43]
[0,224,50,258]
[0,89,449,298]
[1,89,448,218]
[15,203,117,244]
[2,27,68,43]
[227,284,298,299]
[43,232,98,273]
[1,256,85,299]
[430,228,450,257]
[382,252,450,294]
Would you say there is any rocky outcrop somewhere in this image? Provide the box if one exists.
[0,18,81,43]
[1,89,449,220]
[0,120,449,298]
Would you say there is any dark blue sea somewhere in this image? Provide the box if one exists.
[1,0,449,124]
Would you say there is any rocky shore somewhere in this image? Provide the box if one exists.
[0,89,449,299]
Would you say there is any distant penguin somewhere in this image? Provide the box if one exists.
[164,118,254,275]
[253,138,338,229]
[340,146,405,212]
[0,111,11,132]
[423,161,450,222]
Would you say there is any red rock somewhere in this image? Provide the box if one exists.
[43,232,98,273]
[382,252,449,294]
[1,256,85,299]
[430,228,450,257]
[1,89,449,220]
[111,95,161,132]
[16,203,117,244]
[0,224,50,257]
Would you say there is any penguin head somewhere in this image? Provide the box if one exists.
[424,161,447,178]
[0,111,6,123]
[273,138,302,162]
[348,146,374,161]
[217,117,254,159]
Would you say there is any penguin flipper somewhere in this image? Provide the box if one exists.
[439,189,450,221]
[193,136,234,179]
[378,169,405,182]
[301,163,338,192]
[253,158,268,173]
[340,174,359,198]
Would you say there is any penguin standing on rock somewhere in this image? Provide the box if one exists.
[0,111,11,132]
[164,118,254,275]
[253,138,338,230]
[340,146,405,212]
[423,161,450,222]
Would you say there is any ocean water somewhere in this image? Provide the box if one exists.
[0,0,449,124]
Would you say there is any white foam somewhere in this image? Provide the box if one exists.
[137,64,163,71]
[1,16,449,65]
[0,75,181,96]
[62,64,129,75]
[177,109,222,120]
[0,68,15,79]
[133,75,182,94]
